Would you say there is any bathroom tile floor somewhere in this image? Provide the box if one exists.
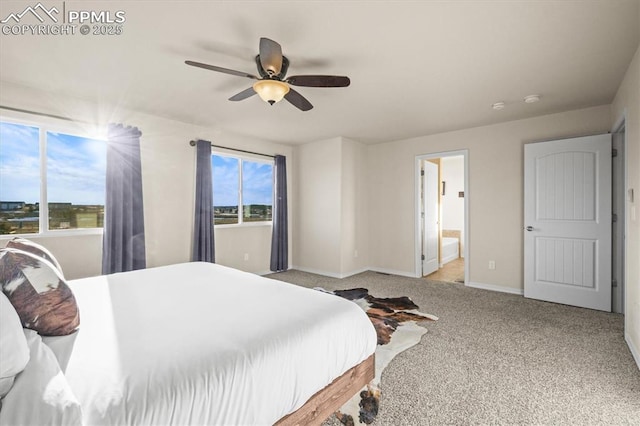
[425,257,465,283]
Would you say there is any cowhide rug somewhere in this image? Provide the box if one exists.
[316,287,438,425]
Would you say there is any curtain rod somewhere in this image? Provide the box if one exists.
[189,140,276,159]
[0,105,81,123]
[0,108,280,160]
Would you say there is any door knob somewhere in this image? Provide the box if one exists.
[525,226,534,231]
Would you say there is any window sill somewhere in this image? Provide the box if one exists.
[0,229,104,240]
[214,222,273,229]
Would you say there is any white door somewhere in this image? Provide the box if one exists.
[423,161,439,275]
[524,134,612,311]
[612,128,625,313]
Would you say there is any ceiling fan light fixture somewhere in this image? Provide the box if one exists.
[185,37,347,111]
[253,80,290,105]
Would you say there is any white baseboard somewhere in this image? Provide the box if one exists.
[626,332,640,371]
[291,265,416,279]
[291,266,369,279]
[367,267,417,278]
[291,266,342,278]
[341,268,370,278]
[441,253,459,265]
[466,281,524,295]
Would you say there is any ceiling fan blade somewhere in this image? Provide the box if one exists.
[259,37,283,75]
[284,88,313,111]
[286,75,351,87]
[185,60,258,80]
[228,87,257,101]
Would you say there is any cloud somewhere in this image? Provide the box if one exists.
[211,155,273,207]
[46,132,106,204]
[212,155,239,206]
[0,121,38,141]
[0,122,106,205]
[242,161,273,205]
[0,122,40,202]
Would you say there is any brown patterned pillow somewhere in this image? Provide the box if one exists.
[0,248,79,336]
[5,237,64,275]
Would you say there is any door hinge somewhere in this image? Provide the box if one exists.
[421,254,425,261]
[612,148,618,158]
[612,279,618,288]
[421,169,425,176]
[612,213,618,223]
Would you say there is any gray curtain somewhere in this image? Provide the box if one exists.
[270,155,288,272]
[192,140,215,262]
[102,123,146,274]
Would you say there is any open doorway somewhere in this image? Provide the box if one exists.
[415,150,468,284]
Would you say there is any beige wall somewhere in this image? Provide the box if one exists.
[367,105,612,289]
[0,82,293,278]
[340,138,369,275]
[611,44,640,365]
[0,234,104,281]
[293,137,342,275]
[214,225,274,274]
[293,136,368,277]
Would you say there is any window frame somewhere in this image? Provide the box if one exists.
[0,112,107,239]
[211,150,274,228]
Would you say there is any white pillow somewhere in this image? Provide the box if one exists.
[0,291,30,398]
[0,329,82,425]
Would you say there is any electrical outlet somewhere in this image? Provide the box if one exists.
[244,253,249,261]
[488,260,496,270]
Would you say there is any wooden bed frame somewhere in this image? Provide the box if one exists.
[275,354,375,426]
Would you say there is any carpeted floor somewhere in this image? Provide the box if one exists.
[267,270,640,425]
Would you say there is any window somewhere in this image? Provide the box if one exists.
[212,153,273,225]
[0,120,106,235]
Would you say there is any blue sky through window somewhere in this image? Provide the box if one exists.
[0,122,106,205]
[211,154,273,207]
[243,161,273,206]
[0,122,40,203]
[47,131,106,205]
[212,155,239,206]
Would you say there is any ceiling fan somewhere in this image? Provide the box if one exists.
[185,37,350,111]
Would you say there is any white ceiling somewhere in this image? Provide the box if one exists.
[1,1,638,145]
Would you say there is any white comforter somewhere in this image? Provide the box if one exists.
[63,262,376,425]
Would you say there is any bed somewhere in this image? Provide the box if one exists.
[0,260,377,425]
